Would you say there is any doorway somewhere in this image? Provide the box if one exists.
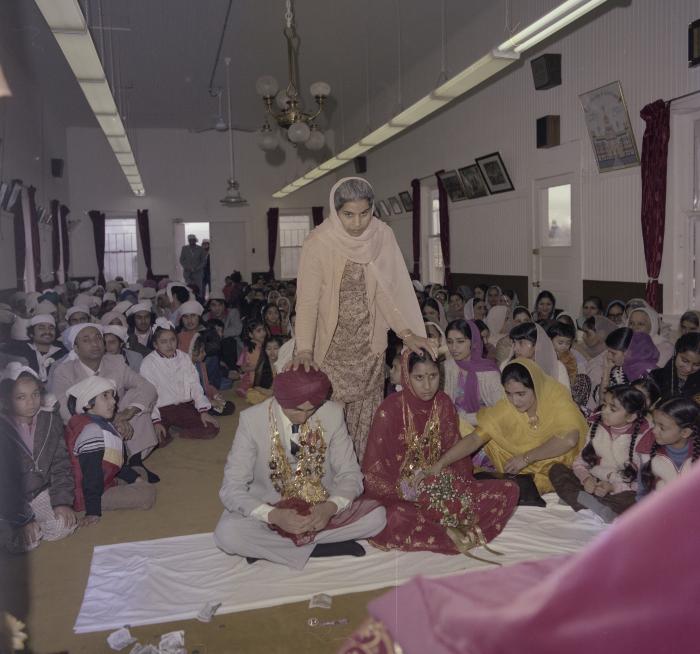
[530,141,582,315]
[175,221,210,291]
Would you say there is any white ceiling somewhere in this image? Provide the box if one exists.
[3,1,570,140]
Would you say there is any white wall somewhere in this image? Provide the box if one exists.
[66,126,331,288]
[0,20,71,290]
[332,0,700,311]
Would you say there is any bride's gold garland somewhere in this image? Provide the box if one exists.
[268,403,329,504]
[398,394,443,486]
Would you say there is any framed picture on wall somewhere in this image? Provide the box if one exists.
[437,169,468,202]
[458,164,490,199]
[579,81,640,172]
[378,199,391,217]
[388,196,403,214]
[0,182,8,210]
[398,190,413,212]
[475,153,514,194]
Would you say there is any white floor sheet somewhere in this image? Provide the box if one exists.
[74,495,605,633]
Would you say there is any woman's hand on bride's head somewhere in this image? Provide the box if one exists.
[403,332,439,360]
[288,351,318,373]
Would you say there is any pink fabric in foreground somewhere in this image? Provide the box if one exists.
[363,463,700,654]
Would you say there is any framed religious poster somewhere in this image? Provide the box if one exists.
[377,199,391,218]
[579,81,640,172]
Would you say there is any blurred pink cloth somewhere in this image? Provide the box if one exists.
[343,462,700,654]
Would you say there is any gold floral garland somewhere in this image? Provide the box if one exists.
[397,394,443,488]
[268,403,329,505]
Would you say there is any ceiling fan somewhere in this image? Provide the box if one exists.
[189,89,255,133]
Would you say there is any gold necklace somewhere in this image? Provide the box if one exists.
[268,403,329,504]
[398,395,443,485]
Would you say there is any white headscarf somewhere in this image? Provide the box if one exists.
[1,361,39,382]
[103,325,128,342]
[29,314,56,327]
[66,305,91,321]
[126,302,153,317]
[66,375,115,413]
[62,323,103,360]
[179,300,204,317]
[485,305,510,342]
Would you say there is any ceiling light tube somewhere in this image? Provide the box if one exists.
[107,136,131,152]
[79,79,118,115]
[511,0,608,52]
[496,0,593,52]
[53,31,105,80]
[34,0,86,30]
[96,113,126,137]
[116,152,136,166]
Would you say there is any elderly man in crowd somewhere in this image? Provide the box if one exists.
[179,234,207,294]
[214,367,386,569]
[48,323,160,480]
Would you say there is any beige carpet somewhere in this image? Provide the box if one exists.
[11,394,385,654]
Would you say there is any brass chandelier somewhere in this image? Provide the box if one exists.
[255,0,330,151]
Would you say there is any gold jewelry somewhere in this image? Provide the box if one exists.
[527,414,540,430]
[398,395,442,489]
[522,453,531,465]
[268,403,329,505]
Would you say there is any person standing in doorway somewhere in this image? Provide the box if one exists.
[179,234,207,296]
[202,239,211,298]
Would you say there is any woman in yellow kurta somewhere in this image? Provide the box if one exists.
[429,358,587,493]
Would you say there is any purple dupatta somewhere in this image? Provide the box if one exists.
[454,320,500,413]
[623,331,659,381]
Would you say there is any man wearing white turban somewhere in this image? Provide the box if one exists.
[48,324,160,474]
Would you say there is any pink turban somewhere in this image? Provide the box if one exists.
[273,368,332,409]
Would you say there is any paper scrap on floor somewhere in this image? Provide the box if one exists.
[74,495,605,633]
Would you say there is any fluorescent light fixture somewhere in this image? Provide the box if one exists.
[95,113,126,137]
[34,0,85,30]
[35,0,145,196]
[272,0,608,198]
[53,31,105,80]
[116,152,136,166]
[107,135,131,152]
[79,79,118,114]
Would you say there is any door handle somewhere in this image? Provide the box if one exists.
[532,281,541,288]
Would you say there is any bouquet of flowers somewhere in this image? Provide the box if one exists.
[416,471,476,529]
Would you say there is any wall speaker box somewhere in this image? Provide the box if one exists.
[530,54,561,90]
[689,19,700,67]
[354,156,367,174]
[536,115,560,149]
[51,158,64,178]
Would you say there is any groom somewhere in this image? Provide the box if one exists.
[214,368,386,569]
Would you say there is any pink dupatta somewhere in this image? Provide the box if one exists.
[454,320,499,414]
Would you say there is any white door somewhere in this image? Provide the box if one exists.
[209,220,246,294]
[530,142,582,315]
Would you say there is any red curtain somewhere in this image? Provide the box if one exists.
[411,178,421,279]
[312,206,324,227]
[50,200,60,284]
[267,207,279,278]
[59,205,70,279]
[12,180,25,290]
[434,170,452,288]
[27,186,41,288]
[640,100,670,312]
[137,209,154,279]
[88,210,107,286]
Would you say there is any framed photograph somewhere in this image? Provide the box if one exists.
[475,153,514,194]
[458,164,490,199]
[378,199,391,218]
[579,81,640,172]
[437,170,468,202]
[398,190,413,212]
[388,196,403,215]
[7,181,22,210]
[0,182,8,210]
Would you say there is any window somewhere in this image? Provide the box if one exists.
[279,214,310,279]
[541,184,572,247]
[105,216,138,282]
[427,192,444,284]
[183,222,210,244]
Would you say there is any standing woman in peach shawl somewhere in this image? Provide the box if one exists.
[293,177,433,460]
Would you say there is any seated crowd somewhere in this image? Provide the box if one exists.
[1,273,698,568]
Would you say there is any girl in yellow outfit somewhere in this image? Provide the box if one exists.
[430,358,587,493]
